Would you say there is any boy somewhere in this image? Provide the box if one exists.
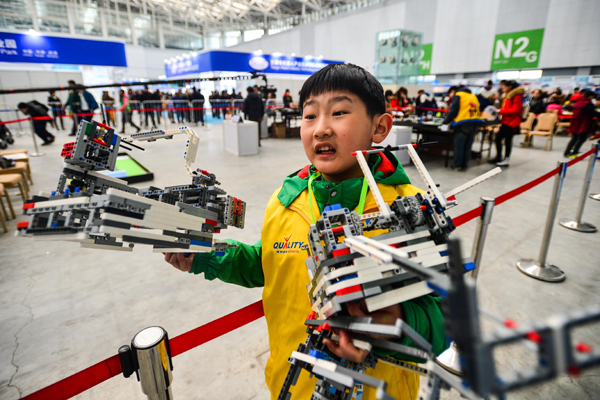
[164,63,447,400]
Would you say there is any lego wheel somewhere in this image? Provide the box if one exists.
[6,136,14,144]
[0,140,7,149]
[404,197,425,226]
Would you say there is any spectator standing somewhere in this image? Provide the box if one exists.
[18,101,55,145]
[101,91,116,127]
[563,90,600,157]
[47,90,65,130]
[153,90,162,125]
[141,86,155,127]
[118,89,141,134]
[490,80,524,167]
[191,87,205,126]
[283,89,293,108]
[243,86,265,147]
[442,86,483,171]
[65,84,98,136]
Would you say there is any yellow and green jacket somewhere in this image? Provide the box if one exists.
[191,153,449,400]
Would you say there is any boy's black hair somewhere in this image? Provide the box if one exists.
[299,63,386,118]
[582,90,594,98]
[17,102,28,109]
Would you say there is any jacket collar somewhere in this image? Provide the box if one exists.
[507,87,525,99]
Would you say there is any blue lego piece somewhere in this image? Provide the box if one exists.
[329,386,337,394]
[190,239,212,247]
[112,134,118,145]
[52,222,58,228]
[427,281,447,298]
[64,188,70,195]
[463,261,476,272]
[324,205,332,212]
[338,273,358,282]
[440,251,448,257]
[215,252,225,256]
[184,253,191,257]
[309,349,326,360]
[74,187,80,193]
[51,191,56,196]
[330,204,342,210]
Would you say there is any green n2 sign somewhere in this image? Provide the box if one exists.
[419,43,432,75]
[491,29,544,70]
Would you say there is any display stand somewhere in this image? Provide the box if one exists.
[223,120,259,156]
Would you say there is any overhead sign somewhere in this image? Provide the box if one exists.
[0,31,127,67]
[165,50,342,78]
[419,43,432,75]
[491,29,544,71]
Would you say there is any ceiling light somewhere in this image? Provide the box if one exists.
[290,52,296,56]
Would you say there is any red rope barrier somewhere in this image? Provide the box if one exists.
[16,145,599,400]
[19,301,264,400]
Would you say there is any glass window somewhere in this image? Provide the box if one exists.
[164,33,203,51]
[243,29,264,42]
[39,18,70,33]
[74,24,102,36]
[108,26,132,43]
[0,16,34,30]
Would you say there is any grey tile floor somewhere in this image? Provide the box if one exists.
[1,122,599,400]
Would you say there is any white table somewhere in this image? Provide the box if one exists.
[223,120,259,156]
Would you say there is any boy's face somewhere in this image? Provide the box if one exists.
[301,90,392,182]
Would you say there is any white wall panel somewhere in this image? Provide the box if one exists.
[539,0,600,68]
[431,0,501,74]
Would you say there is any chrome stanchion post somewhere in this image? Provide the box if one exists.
[517,161,567,282]
[120,326,174,400]
[469,197,496,280]
[559,143,599,233]
[28,118,45,157]
[437,196,495,375]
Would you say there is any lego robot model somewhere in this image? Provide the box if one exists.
[18,120,246,254]
[278,146,501,400]
[348,238,600,400]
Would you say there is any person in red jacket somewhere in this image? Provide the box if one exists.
[389,87,411,111]
[489,80,524,167]
[564,90,600,157]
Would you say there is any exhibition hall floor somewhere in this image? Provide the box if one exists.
[1,122,599,400]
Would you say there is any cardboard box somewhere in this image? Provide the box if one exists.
[271,122,301,138]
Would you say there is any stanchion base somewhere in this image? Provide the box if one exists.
[590,193,600,201]
[516,260,565,282]
[559,219,597,233]
[29,152,45,157]
[436,343,462,376]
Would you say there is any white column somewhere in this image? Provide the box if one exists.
[26,0,40,31]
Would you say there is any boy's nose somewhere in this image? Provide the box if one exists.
[313,117,333,138]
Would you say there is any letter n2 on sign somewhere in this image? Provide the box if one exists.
[491,29,544,71]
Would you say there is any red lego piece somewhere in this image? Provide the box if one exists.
[576,342,592,353]
[61,142,75,158]
[206,219,217,226]
[96,122,111,131]
[22,203,35,210]
[17,221,29,229]
[526,332,542,343]
[331,226,345,235]
[504,319,518,329]
[336,284,362,296]
[93,138,108,146]
[568,366,580,376]
[331,248,351,258]
[316,323,332,332]
[307,311,317,320]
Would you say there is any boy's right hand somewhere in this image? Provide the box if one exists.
[163,252,193,272]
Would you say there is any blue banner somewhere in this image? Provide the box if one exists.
[165,51,342,78]
[0,32,127,67]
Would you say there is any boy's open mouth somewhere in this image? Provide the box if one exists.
[316,144,336,155]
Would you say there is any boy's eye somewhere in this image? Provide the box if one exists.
[304,114,316,120]
[333,110,348,116]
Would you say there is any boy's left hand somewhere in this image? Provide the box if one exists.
[323,301,403,363]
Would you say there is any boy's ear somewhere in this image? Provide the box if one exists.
[371,113,394,144]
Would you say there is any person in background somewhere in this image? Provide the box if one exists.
[244,86,265,147]
[549,87,566,106]
[563,90,600,157]
[253,85,260,95]
[191,87,205,126]
[166,93,175,124]
[384,90,394,113]
[209,90,219,119]
[153,90,162,125]
[47,90,65,130]
[529,89,547,114]
[477,80,497,111]
[390,87,411,110]
[101,91,116,127]
[566,87,580,102]
[140,85,155,128]
[118,89,140,134]
[65,83,98,136]
[490,80,524,167]
[283,89,293,108]
[442,86,483,171]
[18,101,55,145]
[415,91,437,116]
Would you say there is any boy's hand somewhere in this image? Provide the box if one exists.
[163,252,193,272]
[323,301,403,363]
